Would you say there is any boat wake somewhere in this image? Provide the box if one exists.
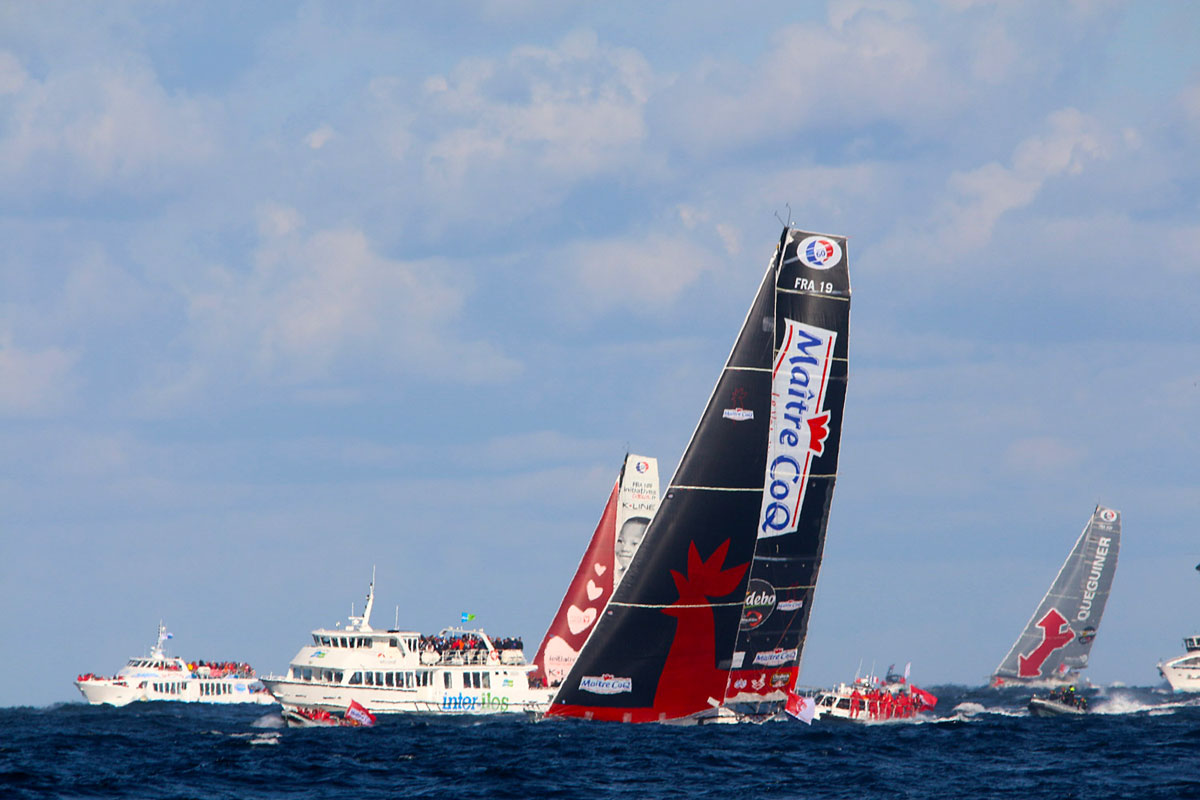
[1090,689,1200,716]
[941,701,1026,721]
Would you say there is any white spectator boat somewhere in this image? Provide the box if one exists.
[74,622,274,706]
[261,576,554,716]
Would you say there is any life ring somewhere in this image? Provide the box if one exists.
[488,650,500,664]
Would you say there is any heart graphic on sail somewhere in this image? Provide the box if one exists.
[593,563,607,576]
[586,580,603,601]
[567,605,597,635]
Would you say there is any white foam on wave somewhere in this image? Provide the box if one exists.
[1092,690,1200,716]
[249,732,280,746]
[933,701,1026,723]
[252,712,285,729]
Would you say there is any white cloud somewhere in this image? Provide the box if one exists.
[0,50,27,94]
[421,30,653,185]
[181,211,519,389]
[556,232,725,314]
[658,6,964,154]
[304,124,335,150]
[0,55,217,194]
[874,107,1116,265]
[0,336,76,415]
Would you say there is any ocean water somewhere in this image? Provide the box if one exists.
[3,685,1197,799]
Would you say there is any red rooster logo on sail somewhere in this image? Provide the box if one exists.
[653,539,748,717]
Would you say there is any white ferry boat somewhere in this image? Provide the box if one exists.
[261,577,555,717]
[74,623,274,706]
[1156,566,1200,692]
[1158,635,1200,692]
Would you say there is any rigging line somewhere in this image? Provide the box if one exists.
[724,366,772,373]
[608,600,746,610]
[776,287,850,302]
[668,485,761,492]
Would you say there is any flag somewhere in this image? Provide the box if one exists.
[785,691,816,725]
[345,699,376,727]
[165,632,174,640]
[903,662,911,682]
[911,686,938,711]
[461,612,476,623]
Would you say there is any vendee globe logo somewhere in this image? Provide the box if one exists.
[795,235,842,270]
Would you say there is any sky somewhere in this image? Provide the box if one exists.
[2,0,1198,708]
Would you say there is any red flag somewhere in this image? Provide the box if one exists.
[345,699,376,726]
[910,686,938,711]
[785,691,816,724]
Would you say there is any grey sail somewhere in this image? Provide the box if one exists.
[992,506,1121,683]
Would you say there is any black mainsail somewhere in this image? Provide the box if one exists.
[546,227,851,722]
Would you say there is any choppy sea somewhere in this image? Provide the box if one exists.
[2,685,1197,799]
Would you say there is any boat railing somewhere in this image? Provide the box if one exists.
[424,648,526,667]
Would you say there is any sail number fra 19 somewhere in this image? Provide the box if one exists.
[795,278,835,293]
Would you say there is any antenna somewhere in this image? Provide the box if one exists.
[774,203,793,228]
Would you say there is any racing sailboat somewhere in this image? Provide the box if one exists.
[545,226,851,723]
[991,505,1121,686]
[531,453,661,688]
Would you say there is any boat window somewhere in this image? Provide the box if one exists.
[365,672,374,686]
[339,637,348,648]
[390,638,399,649]
[303,668,313,681]
[836,699,850,709]
[375,672,384,686]
[365,639,373,649]
[385,672,394,687]
[349,672,362,685]
[482,673,490,689]
[444,672,452,689]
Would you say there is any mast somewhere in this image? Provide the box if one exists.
[348,567,376,633]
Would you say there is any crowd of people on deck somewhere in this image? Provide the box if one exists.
[76,659,255,682]
[418,634,524,654]
[187,660,255,678]
[846,687,925,720]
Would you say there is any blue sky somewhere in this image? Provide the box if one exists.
[2,1,1198,707]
